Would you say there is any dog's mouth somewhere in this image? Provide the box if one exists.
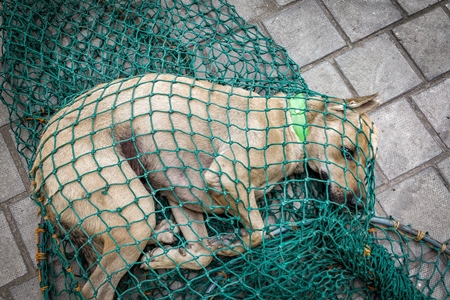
[307,166,365,210]
[306,166,325,180]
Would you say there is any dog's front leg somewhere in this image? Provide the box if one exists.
[141,202,214,270]
[209,188,265,256]
[204,161,265,256]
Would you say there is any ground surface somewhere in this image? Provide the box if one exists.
[0,0,449,298]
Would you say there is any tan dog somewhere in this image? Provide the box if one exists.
[30,73,379,299]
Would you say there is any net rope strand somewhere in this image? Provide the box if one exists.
[0,0,448,299]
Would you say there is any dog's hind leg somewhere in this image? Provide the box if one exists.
[142,202,214,270]
[79,171,156,299]
[82,236,146,299]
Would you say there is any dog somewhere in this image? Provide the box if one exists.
[30,73,379,299]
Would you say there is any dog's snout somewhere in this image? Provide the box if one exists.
[347,194,364,210]
[319,171,329,181]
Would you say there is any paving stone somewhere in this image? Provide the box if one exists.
[377,168,450,244]
[0,101,9,127]
[51,262,83,299]
[0,135,26,203]
[0,66,13,128]
[301,61,353,98]
[396,0,438,15]
[9,127,33,174]
[263,0,346,67]
[10,197,40,262]
[10,277,43,300]
[274,0,296,6]
[227,0,274,22]
[375,168,385,187]
[335,34,421,101]
[374,199,385,216]
[373,222,422,267]
[369,98,441,180]
[393,8,450,80]
[410,253,450,300]
[437,156,450,184]
[412,77,450,147]
[0,211,27,286]
[322,0,402,42]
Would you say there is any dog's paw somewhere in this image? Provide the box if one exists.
[206,234,235,249]
[156,231,178,245]
[140,253,151,270]
[206,228,248,251]
[155,219,179,233]
[140,246,168,269]
[148,219,179,245]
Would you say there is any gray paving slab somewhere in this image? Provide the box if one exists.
[50,262,83,298]
[373,198,386,217]
[0,76,13,128]
[437,156,450,184]
[0,101,9,127]
[393,7,450,80]
[322,0,402,42]
[375,169,385,187]
[0,135,26,203]
[0,211,27,286]
[10,197,40,262]
[410,254,450,300]
[301,61,353,98]
[396,0,439,15]
[369,98,441,180]
[10,277,43,300]
[227,0,274,22]
[263,0,346,67]
[335,34,422,101]
[9,128,32,173]
[274,0,296,6]
[412,77,450,147]
[377,167,450,242]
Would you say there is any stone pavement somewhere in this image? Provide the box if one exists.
[0,0,449,298]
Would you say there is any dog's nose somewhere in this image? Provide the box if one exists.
[347,194,364,210]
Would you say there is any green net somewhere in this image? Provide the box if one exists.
[0,0,448,299]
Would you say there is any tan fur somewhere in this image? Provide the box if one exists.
[30,73,379,299]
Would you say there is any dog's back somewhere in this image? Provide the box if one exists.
[32,73,297,214]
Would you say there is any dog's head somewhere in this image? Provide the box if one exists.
[304,94,380,209]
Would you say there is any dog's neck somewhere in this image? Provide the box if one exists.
[289,94,309,142]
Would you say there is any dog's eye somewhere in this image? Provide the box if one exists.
[342,147,354,161]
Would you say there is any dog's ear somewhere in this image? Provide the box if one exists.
[329,93,380,114]
[371,124,379,158]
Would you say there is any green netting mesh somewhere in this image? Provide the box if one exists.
[0,0,448,299]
